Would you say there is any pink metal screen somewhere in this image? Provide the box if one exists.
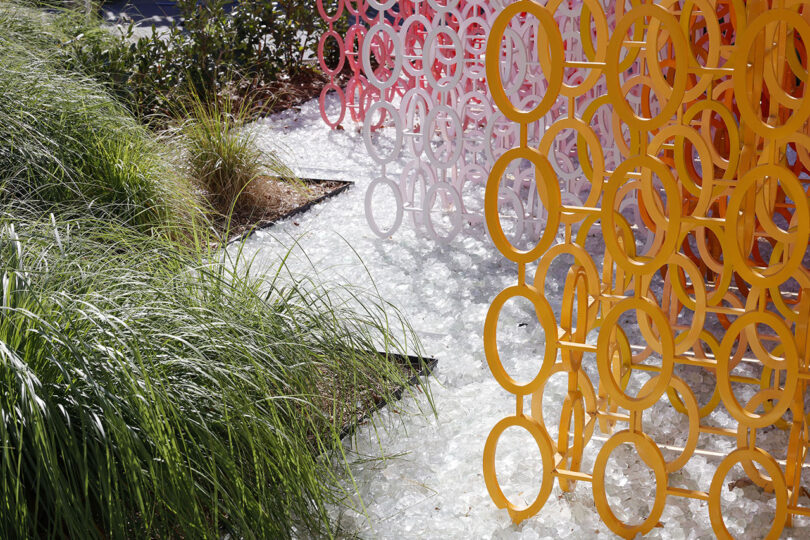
[318,0,628,246]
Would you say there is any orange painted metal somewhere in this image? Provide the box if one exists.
[483,0,810,537]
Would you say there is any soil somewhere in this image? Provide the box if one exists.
[219,176,349,242]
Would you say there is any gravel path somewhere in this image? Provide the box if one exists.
[235,94,807,539]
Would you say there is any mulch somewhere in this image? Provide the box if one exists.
[220,68,351,241]
[221,176,349,242]
[244,68,333,116]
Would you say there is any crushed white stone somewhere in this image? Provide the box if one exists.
[234,93,810,539]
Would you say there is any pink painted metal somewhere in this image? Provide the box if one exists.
[318,0,626,245]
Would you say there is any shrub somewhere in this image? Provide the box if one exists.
[0,8,431,537]
[57,0,338,119]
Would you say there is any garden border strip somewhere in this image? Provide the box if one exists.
[227,178,353,246]
[220,178,437,440]
[339,352,438,441]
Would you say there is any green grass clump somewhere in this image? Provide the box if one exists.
[0,211,427,538]
[176,92,296,213]
[0,7,200,233]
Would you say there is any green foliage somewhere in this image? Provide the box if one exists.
[0,6,432,538]
[0,211,428,538]
[60,0,335,119]
[0,6,202,233]
[0,2,121,69]
[1,1,339,119]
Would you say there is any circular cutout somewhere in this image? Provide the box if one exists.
[362,23,403,90]
[733,10,810,139]
[318,30,346,76]
[724,164,810,287]
[424,182,463,245]
[423,26,463,92]
[423,105,464,168]
[592,430,668,538]
[483,415,554,524]
[597,297,675,411]
[716,311,799,428]
[484,285,558,395]
[708,448,787,540]
[319,83,346,129]
[363,101,403,164]
[602,155,682,274]
[365,177,404,238]
[485,147,562,264]
[605,4,689,131]
[485,0,564,123]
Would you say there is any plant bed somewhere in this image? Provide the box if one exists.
[339,352,438,441]
[229,66,336,118]
[225,177,351,243]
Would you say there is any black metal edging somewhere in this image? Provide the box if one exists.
[226,178,353,246]
[339,353,438,441]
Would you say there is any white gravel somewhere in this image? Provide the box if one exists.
[234,93,810,539]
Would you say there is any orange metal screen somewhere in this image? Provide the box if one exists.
[482,0,810,537]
